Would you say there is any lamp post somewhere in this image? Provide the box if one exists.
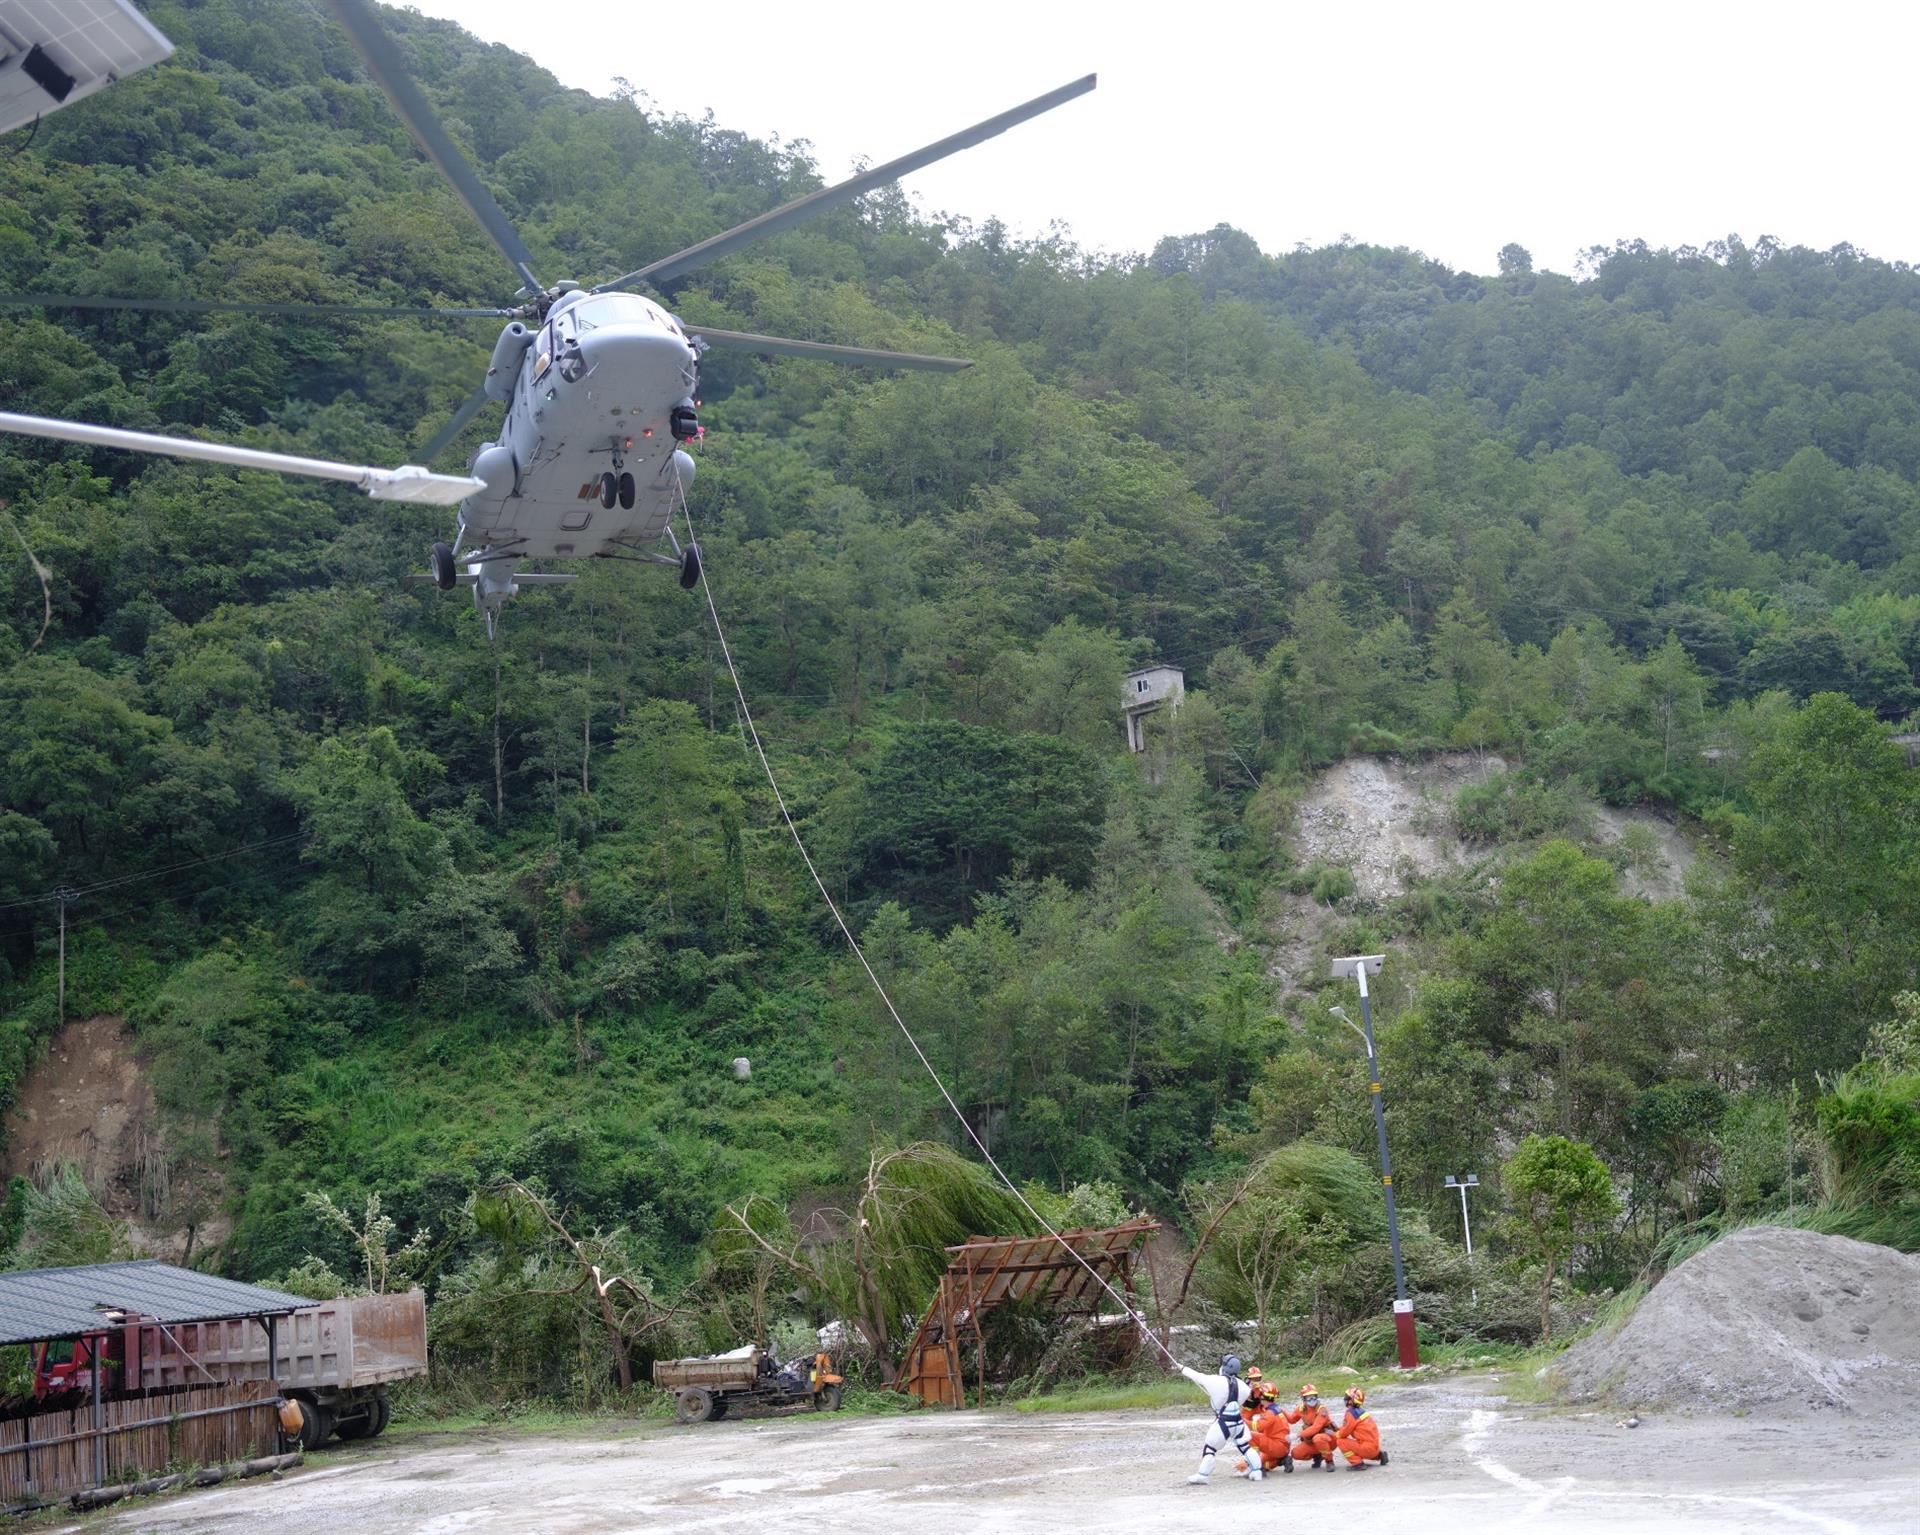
[1331,954,1417,1369]
[1445,1174,1479,1304]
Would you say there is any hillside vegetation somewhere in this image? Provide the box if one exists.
[1,0,1918,1393]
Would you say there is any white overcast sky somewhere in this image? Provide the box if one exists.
[404,0,1919,277]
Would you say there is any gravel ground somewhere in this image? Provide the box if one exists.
[73,1376,1920,1535]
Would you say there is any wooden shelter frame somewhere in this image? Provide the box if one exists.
[897,1217,1159,1408]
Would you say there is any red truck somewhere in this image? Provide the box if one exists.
[29,1291,427,1448]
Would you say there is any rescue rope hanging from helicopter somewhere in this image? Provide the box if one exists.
[670,474,1183,1372]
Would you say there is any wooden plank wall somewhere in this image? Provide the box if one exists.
[0,1380,278,1503]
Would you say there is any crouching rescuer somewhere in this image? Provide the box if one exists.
[1239,1387,1294,1476]
[1286,1382,1338,1469]
[1336,1387,1389,1469]
[1181,1354,1265,1484]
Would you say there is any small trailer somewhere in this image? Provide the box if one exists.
[653,1346,843,1423]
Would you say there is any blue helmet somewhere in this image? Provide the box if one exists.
[1221,1354,1242,1378]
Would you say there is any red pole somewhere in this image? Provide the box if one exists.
[1392,1300,1419,1369]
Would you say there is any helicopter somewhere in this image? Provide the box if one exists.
[0,0,1094,634]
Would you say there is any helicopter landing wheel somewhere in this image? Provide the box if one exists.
[617,472,635,510]
[679,541,701,590]
[599,472,619,509]
[430,541,456,591]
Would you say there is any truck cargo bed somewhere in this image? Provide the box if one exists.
[140,1291,427,1392]
[653,1347,760,1392]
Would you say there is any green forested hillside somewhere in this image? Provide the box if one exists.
[2,0,1918,1385]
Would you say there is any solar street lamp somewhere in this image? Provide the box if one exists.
[1331,954,1418,1368]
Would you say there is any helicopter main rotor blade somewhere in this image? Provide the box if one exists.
[0,292,516,319]
[415,385,496,466]
[325,0,542,296]
[596,73,1096,294]
[0,411,484,506]
[692,328,971,371]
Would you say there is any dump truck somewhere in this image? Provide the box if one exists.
[31,1290,427,1448]
[653,1346,843,1423]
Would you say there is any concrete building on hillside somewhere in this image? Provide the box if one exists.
[1122,664,1184,752]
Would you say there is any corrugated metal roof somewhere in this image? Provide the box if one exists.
[0,1261,314,1346]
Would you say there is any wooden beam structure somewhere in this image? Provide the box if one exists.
[896,1217,1160,1408]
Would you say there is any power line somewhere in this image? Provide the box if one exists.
[675,476,1184,1372]
[0,849,310,947]
[0,831,307,913]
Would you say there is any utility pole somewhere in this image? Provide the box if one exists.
[1332,954,1417,1368]
[54,885,72,1026]
[1446,1174,1479,1303]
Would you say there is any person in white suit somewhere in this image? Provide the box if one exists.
[1180,1353,1264,1484]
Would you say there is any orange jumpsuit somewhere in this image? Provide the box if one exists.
[1336,1407,1382,1465]
[1286,1403,1336,1462]
[1246,1406,1291,1470]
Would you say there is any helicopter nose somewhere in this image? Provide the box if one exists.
[579,323,697,379]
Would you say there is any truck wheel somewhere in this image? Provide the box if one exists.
[674,1387,714,1424]
[708,1398,729,1421]
[812,1385,842,1412]
[335,1398,383,1441]
[370,1395,392,1437]
[296,1399,334,1451]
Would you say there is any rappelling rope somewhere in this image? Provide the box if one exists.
[672,478,1183,1372]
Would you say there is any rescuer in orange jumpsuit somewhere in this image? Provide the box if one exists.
[1239,1394,1295,1476]
[1285,1383,1338,1469]
[1335,1386,1389,1468]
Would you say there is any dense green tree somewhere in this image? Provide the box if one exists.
[8,0,1920,1370]
[1711,694,1920,1081]
[856,721,1106,925]
[1502,1135,1619,1341]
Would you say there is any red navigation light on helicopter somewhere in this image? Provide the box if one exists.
[642,427,653,437]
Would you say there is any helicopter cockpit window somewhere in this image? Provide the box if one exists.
[568,293,659,332]
[552,310,585,382]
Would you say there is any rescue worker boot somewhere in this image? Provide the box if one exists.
[1378,1450,1389,1466]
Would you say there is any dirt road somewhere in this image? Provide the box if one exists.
[83,1377,1919,1535]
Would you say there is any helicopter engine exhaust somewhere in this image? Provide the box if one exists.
[485,323,533,402]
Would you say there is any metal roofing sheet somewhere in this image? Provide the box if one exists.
[0,1261,314,1346]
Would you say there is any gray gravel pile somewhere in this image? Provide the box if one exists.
[1556,1224,1920,1413]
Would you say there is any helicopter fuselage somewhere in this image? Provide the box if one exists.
[0,38,1087,641]
[452,289,701,625]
